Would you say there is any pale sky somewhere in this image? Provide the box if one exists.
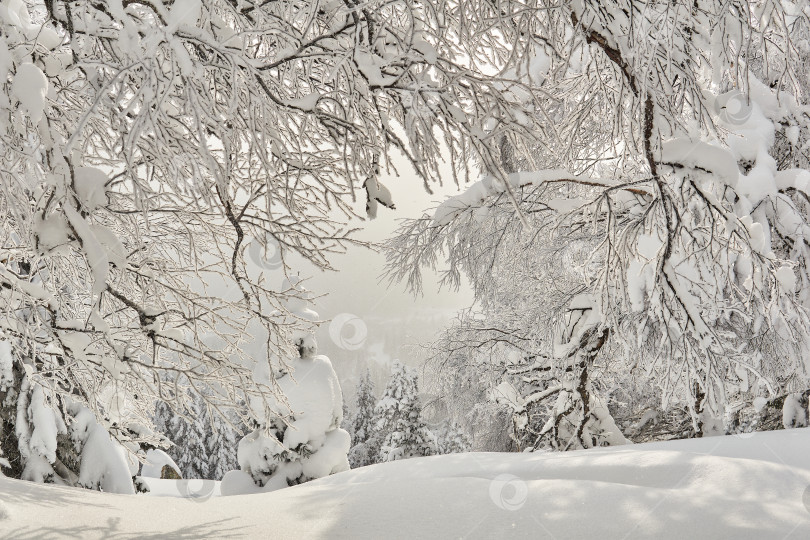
[298,149,476,388]
[309,161,474,319]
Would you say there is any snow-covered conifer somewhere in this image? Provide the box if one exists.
[0,335,136,493]
[374,362,437,462]
[437,421,472,455]
[153,389,239,480]
[168,393,210,480]
[341,401,353,436]
[348,370,379,468]
[152,399,173,448]
[782,393,809,429]
[206,413,239,481]
[224,278,350,493]
[67,404,136,494]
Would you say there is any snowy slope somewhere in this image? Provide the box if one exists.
[2,428,810,539]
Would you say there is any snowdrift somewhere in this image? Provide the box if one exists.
[2,428,810,538]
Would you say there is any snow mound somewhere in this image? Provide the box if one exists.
[2,428,810,538]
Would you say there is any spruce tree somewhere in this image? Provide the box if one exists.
[152,390,240,480]
[341,401,353,436]
[373,362,437,462]
[162,392,209,480]
[152,399,173,444]
[348,370,378,468]
[206,412,239,481]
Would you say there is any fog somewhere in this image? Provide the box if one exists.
[299,155,476,396]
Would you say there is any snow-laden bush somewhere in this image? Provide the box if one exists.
[67,405,136,494]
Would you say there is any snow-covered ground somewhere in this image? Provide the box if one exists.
[2,428,810,539]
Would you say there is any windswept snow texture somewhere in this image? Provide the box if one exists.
[3,428,810,538]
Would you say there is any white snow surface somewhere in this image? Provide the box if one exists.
[139,477,222,499]
[2,428,810,538]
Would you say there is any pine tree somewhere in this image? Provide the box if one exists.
[152,390,240,480]
[152,399,173,444]
[341,401,353,436]
[373,362,437,462]
[437,421,472,455]
[206,413,239,481]
[348,370,379,468]
[160,392,209,480]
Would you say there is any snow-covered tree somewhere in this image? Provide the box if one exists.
[153,386,239,480]
[223,277,350,492]
[0,0,542,488]
[0,334,138,491]
[436,420,472,455]
[340,401,353,436]
[373,362,437,462]
[206,412,239,481]
[387,1,810,448]
[166,393,210,480]
[152,399,173,452]
[782,393,810,429]
[348,370,378,468]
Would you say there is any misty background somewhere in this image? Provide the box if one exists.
[267,151,477,415]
